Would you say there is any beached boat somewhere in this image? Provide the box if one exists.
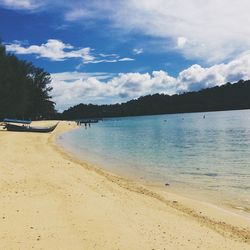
[3,118,32,124]
[1,119,58,133]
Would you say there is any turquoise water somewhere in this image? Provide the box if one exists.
[58,110,250,210]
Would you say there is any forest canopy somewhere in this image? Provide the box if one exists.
[62,79,250,119]
[0,42,56,120]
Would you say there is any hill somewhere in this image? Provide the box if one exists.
[62,79,250,119]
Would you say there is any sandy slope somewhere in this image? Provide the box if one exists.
[0,121,249,250]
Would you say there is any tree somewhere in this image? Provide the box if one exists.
[0,42,56,120]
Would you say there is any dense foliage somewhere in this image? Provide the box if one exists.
[0,43,56,120]
[62,80,250,119]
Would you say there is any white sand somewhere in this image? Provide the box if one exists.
[0,121,249,250]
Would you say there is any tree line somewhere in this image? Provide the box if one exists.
[0,42,56,120]
[62,80,250,119]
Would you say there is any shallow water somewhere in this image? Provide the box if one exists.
[58,110,250,210]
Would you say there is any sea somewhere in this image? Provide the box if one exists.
[58,109,250,212]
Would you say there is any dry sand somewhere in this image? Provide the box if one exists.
[0,121,250,250]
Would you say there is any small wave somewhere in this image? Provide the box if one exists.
[230,185,250,190]
[180,172,218,177]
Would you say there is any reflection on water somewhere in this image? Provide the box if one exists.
[58,110,250,210]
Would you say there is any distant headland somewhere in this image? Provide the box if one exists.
[61,79,250,119]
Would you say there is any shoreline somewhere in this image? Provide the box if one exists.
[54,124,250,241]
[0,121,250,249]
[57,126,250,217]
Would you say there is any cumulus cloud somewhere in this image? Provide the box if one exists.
[51,70,177,111]
[5,39,134,64]
[51,51,250,111]
[177,51,250,91]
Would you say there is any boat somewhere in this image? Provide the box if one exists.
[2,118,32,124]
[1,119,58,133]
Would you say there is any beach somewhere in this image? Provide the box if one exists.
[0,121,250,250]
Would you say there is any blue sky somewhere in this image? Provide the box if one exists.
[1,0,250,111]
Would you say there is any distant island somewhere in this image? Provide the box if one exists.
[62,79,250,119]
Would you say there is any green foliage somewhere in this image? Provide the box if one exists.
[0,43,56,120]
[62,80,250,119]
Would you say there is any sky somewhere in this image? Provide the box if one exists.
[1,0,250,111]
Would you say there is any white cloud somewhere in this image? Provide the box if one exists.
[118,58,134,62]
[3,1,250,63]
[4,1,250,63]
[177,37,187,49]
[5,39,135,64]
[60,0,250,63]
[0,0,42,10]
[6,39,77,61]
[65,8,96,21]
[51,51,250,111]
[115,0,250,63]
[51,70,177,111]
[177,51,250,91]
[133,48,144,55]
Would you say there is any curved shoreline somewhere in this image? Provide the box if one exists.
[56,118,250,216]
[0,120,249,249]
[52,122,250,244]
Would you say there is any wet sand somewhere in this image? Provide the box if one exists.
[0,121,250,249]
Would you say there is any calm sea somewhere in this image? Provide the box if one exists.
[58,110,250,211]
